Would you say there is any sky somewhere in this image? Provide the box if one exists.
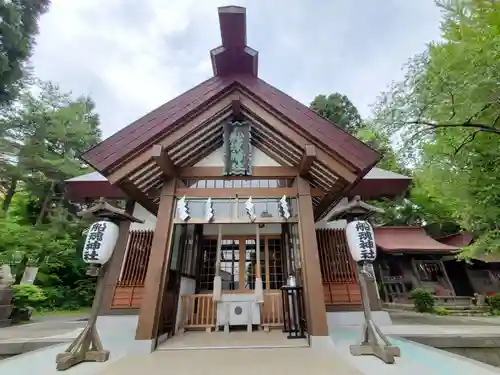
[31,0,443,139]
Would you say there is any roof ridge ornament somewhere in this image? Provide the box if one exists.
[210,6,258,76]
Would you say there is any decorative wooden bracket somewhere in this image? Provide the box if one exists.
[231,98,243,120]
[151,144,176,177]
[298,145,316,176]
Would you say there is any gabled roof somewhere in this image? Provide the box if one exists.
[374,226,460,254]
[81,6,379,176]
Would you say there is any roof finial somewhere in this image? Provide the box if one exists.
[210,6,258,77]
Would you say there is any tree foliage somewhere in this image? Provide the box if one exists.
[372,0,500,255]
[0,0,50,105]
[310,93,363,135]
[0,79,101,214]
[0,78,102,311]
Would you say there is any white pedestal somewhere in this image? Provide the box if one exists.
[216,294,261,332]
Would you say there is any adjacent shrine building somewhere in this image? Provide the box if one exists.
[66,6,412,349]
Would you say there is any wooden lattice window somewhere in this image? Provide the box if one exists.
[118,230,153,286]
[199,238,217,291]
[244,238,264,290]
[267,238,284,290]
[219,239,241,291]
[316,229,356,283]
[179,225,201,277]
[415,261,443,282]
[180,178,294,188]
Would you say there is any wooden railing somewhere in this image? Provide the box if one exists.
[111,229,154,309]
[179,293,216,331]
[179,291,285,332]
[316,228,361,307]
[261,291,284,329]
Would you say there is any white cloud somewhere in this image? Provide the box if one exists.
[32,0,442,138]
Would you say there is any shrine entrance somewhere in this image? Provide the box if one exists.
[199,235,285,293]
[157,221,302,342]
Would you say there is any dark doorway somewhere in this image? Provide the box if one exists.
[444,260,474,296]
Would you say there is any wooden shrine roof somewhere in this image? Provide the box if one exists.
[435,232,474,248]
[77,6,384,219]
[65,165,410,204]
[80,6,379,176]
[374,226,460,254]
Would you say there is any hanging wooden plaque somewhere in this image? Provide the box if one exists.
[222,120,252,176]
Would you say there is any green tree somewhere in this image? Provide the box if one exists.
[0,80,101,214]
[371,0,500,255]
[310,93,363,134]
[0,0,50,105]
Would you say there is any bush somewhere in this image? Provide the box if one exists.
[10,284,47,321]
[35,280,96,311]
[488,294,500,311]
[433,306,449,316]
[409,288,435,313]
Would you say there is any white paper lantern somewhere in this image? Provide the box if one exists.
[82,221,119,264]
[345,220,377,263]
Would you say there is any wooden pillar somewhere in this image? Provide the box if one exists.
[296,176,328,336]
[99,199,135,315]
[366,278,382,311]
[136,179,176,340]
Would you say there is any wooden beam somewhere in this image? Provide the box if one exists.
[151,186,323,200]
[106,94,236,184]
[118,179,158,215]
[178,166,297,178]
[299,144,316,176]
[314,179,351,221]
[239,94,358,182]
[151,144,176,177]
[135,179,176,340]
[295,176,329,336]
[174,187,296,198]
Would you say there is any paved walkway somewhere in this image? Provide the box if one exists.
[95,347,365,375]
[2,313,500,374]
[332,327,500,375]
[0,321,85,342]
[0,320,85,357]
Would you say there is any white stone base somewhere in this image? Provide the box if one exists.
[96,315,153,354]
[326,311,392,330]
[309,335,336,350]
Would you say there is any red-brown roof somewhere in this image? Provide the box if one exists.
[81,6,380,176]
[374,226,460,254]
[348,167,411,200]
[435,232,474,247]
[82,76,233,171]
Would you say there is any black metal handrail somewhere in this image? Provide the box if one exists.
[281,285,306,339]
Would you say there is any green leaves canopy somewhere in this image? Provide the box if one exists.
[0,0,50,105]
[310,93,363,135]
[372,0,500,256]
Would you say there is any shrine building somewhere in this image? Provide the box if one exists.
[66,6,413,351]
